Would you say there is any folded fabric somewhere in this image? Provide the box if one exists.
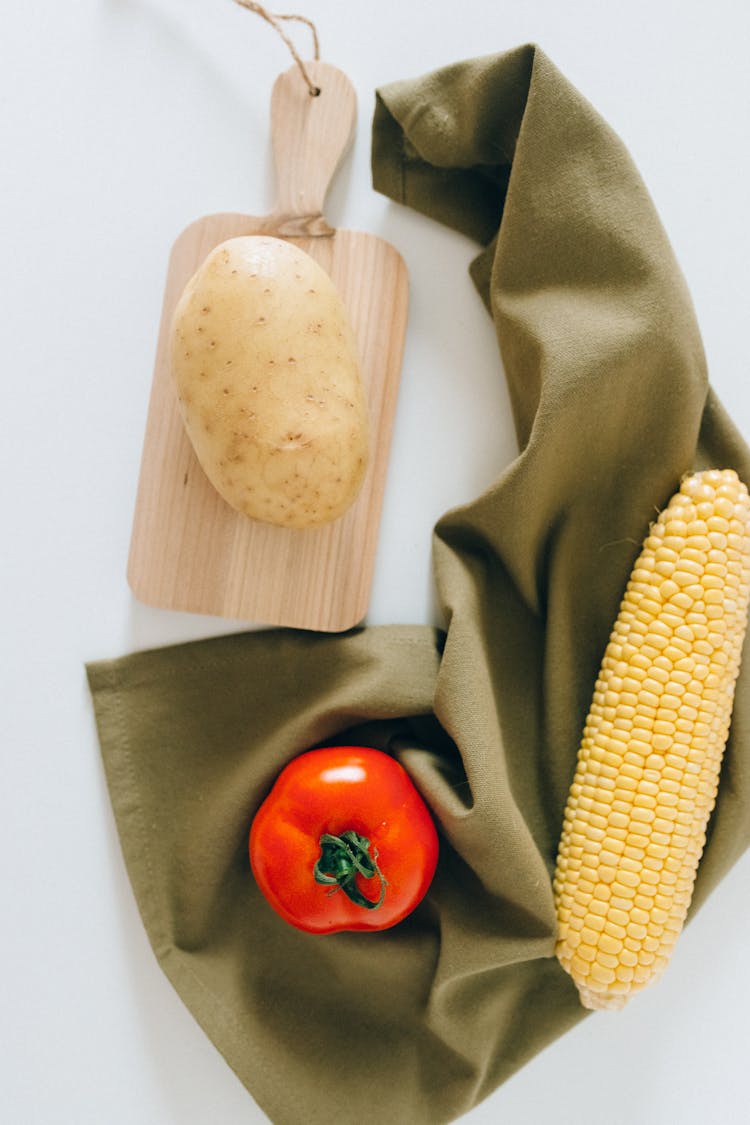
[87,43,750,1125]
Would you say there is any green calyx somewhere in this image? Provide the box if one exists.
[313,830,387,910]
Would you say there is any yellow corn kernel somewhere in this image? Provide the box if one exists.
[554,469,750,1010]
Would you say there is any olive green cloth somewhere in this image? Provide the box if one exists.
[87,44,750,1125]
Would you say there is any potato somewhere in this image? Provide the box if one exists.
[170,235,369,529]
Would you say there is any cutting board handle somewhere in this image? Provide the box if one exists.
[265,61,357,236]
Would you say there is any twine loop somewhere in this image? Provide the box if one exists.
[231,1,321,95]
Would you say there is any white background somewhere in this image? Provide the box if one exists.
[2,2,749,1122]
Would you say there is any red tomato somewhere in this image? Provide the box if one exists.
[249,745,439,934]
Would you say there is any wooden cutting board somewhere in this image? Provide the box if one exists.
[127,62,408,632]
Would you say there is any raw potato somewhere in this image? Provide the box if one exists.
[170,236,369,529]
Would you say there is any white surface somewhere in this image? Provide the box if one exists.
[2,1,749,1122]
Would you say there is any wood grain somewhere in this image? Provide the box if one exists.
[127,63,409,632]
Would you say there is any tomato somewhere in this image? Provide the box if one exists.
[249,745,439,934]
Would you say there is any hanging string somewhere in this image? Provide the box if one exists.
[231,1,321,95]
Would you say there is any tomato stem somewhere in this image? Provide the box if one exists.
[313,830,387,910]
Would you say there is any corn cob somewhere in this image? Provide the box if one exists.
[553,468,750,1010]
